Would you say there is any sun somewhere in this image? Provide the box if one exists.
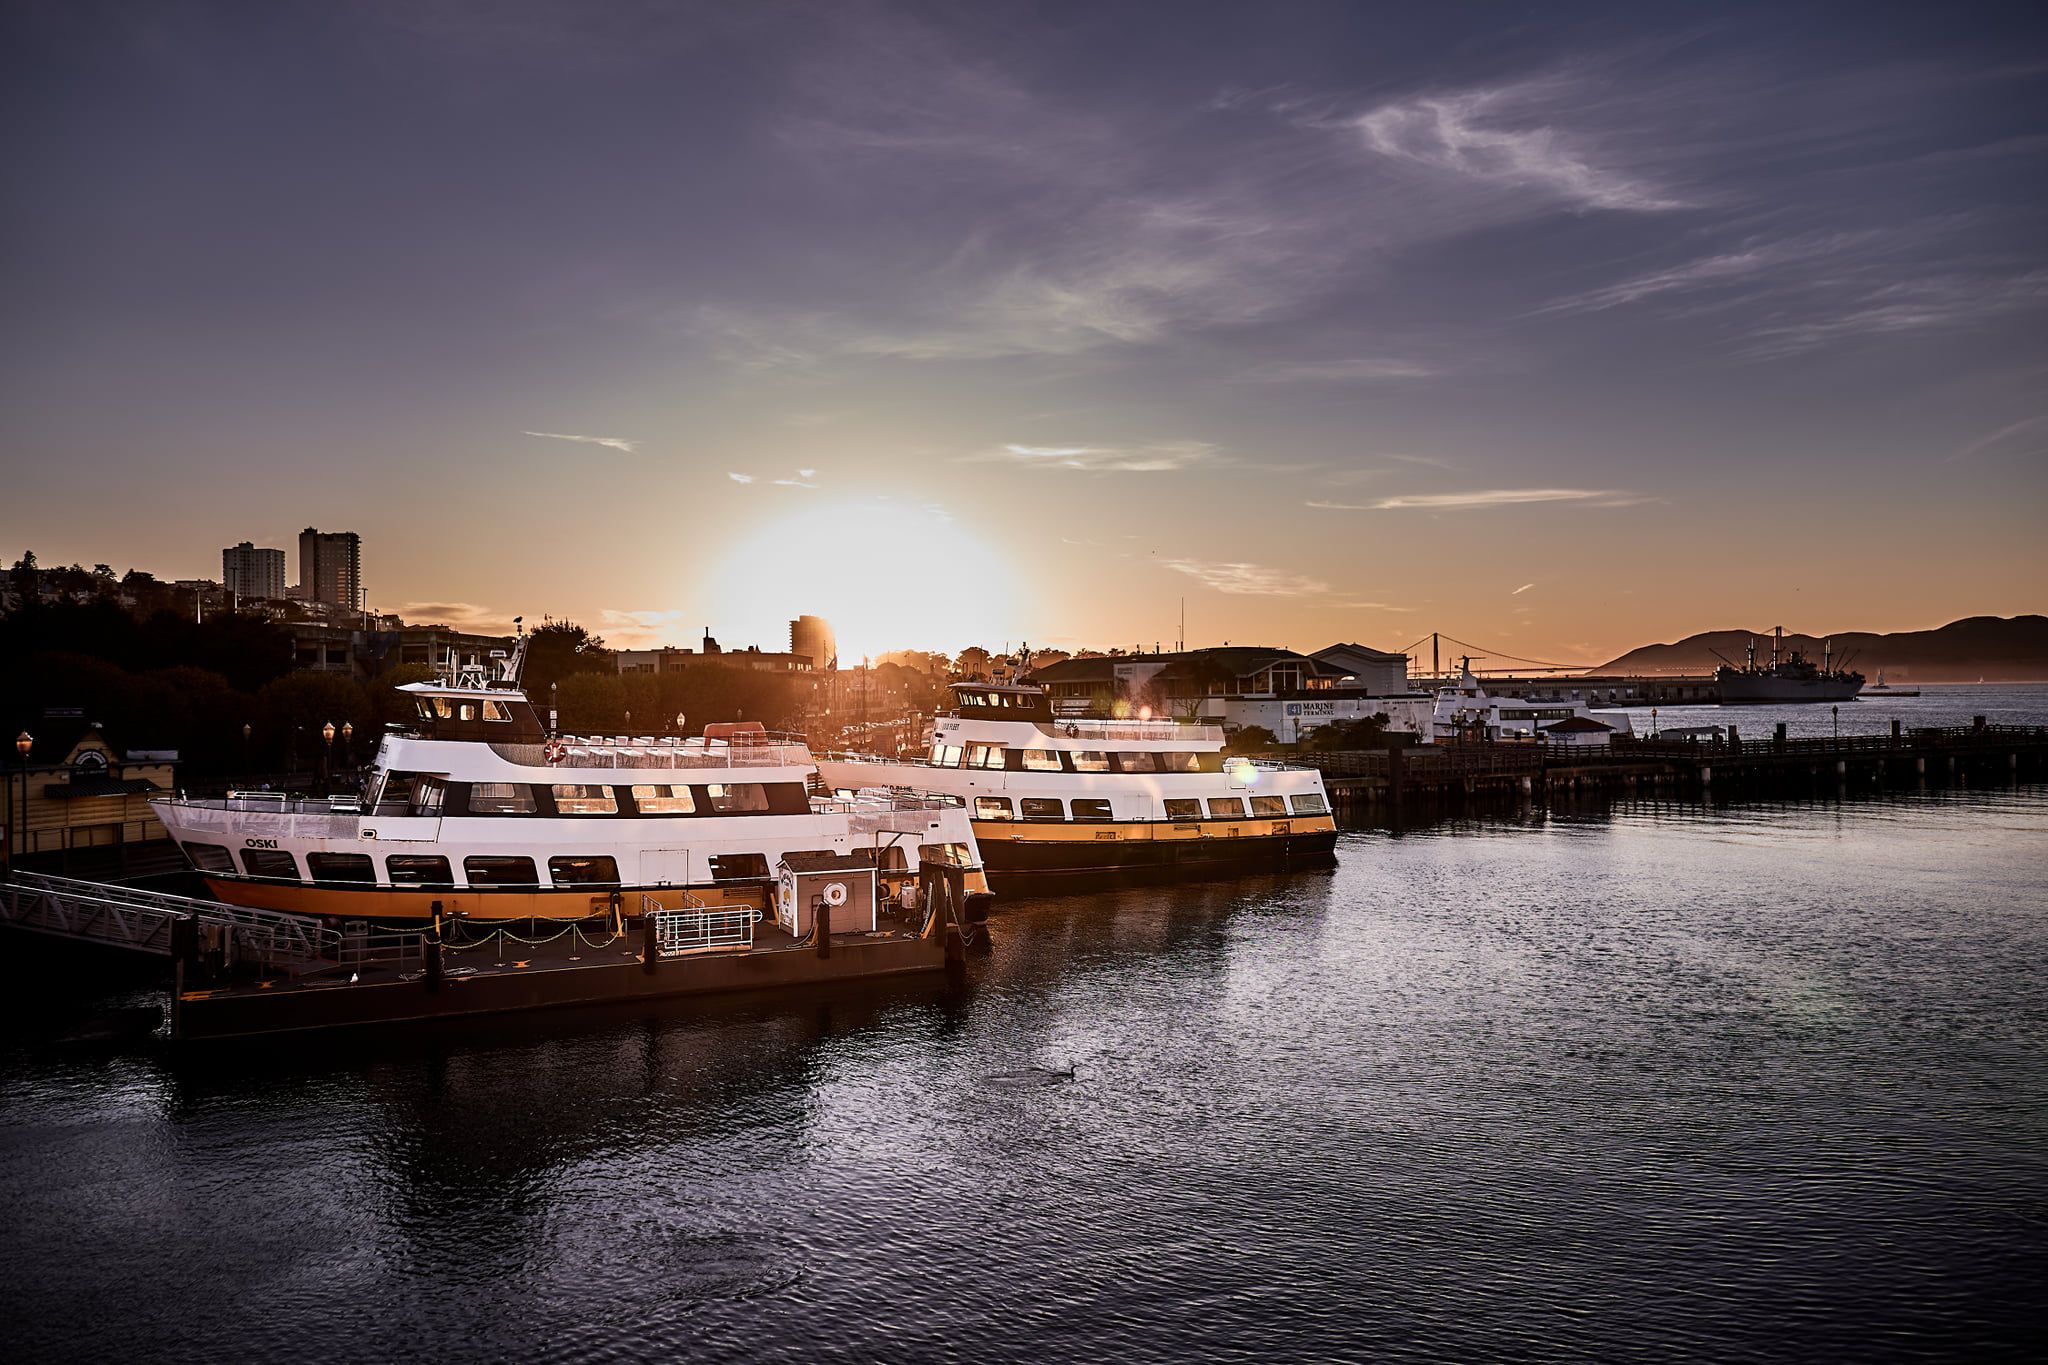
[702,499,1027,662]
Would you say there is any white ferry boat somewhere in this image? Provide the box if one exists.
[815,681,1337,880]
[151,636,991,924]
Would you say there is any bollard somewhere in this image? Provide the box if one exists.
[944,922,966,983]
[815,898,831,960]
[424,936,444,992]
[1699,765,1712,786]
[641,913,658,975]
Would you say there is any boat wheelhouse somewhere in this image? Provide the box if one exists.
[814,681,1338,880]
[151,634,991,924]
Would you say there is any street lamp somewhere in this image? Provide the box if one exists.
[1832,704,1839,742]
[1651,707,1659,740]
[241,722,252,775]
[340,721,354,769]
[12,732,29,869]
[321,720,336,789]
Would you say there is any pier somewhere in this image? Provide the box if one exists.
[1298,722,2048,815]
[0,866,981,1041]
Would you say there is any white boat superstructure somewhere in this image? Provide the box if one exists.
[815,682,1338,879]
[152,630,991,922]
[1431,662,1636,744]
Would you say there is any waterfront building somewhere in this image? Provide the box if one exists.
[618,631,815,676]
[790,615,837,672]
[221,542,286,603]
[297,528,362,611]
[286,620,514,681]
[1,713,178,869]
[1311,642,1411,695]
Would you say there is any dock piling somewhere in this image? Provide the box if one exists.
[641,914,658,975]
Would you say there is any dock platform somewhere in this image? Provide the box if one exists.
[0,869,978,1041]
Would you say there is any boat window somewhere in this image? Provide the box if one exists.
[240,848,300,881]
[706,783,770,814]
[1290,793,1329,815]
[974,797,1014,820]
[1020,749,1064,772]
[1159,752,1203,773]
[464,855,539,887]
[630,784,696,814]
[1250,795,1287,817]
[1207,797,1246,819]
[1071,798,1113,822]
[387,855,454,888]
[182,843,234,873]
[552,784,617,815]
[308,852,376,884]
[932,744,964,767]
[1020,797,1064,820]
[876,845,910,873]
[708,852,770,882]
[468,783,537,815]
[965,744,1007,770]
[481,699,512,722]
[1116,751,1158,773]
[411,779,446,816]
[1071,750,1111,773]
[1162,799,1201,820]
[549,855,620,886]
[918,841,975,866]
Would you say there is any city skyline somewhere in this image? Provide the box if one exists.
[3,1,2044,663]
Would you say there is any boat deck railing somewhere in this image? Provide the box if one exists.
[643,892,760,955]
[490,736,814,769]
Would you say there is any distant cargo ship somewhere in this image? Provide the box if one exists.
[1715,627,1865,704]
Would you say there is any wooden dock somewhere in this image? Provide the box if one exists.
[1298,722,2048,814]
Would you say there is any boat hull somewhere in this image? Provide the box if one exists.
[1717,676,1864,704]
[971,817,1338,880]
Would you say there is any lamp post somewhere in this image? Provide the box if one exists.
[321,721,336,790]
[1832,704,1839,742]
[241,722,252,777]
[12,732,29,870]
[1651,707,1659,740]
[340,721,354,771]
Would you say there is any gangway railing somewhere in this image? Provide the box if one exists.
[2,871,343,969]
[641,892,759,955]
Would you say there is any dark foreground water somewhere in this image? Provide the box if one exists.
[2,788,2045,1363]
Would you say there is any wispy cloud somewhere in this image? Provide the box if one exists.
[525,430,639,454]
[1744,268,2048,358]
[1242,356,1438,383]
[1948,414,2048,462]
[980,441,1219,474]
[1512,582,1537,595]
[727,472,754,483]
[1310,488,1643,511]
[598,608,693,648]
[1161,559,1330,596]
[398,601,508,632]
[1343,80,1685,212]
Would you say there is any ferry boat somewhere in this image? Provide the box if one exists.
[1863,671,1921,698]
[151,634,992,924]
[1715,628,1864,704]
[814,681,1338,880]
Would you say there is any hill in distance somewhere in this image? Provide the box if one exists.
[1598,615,2048,682]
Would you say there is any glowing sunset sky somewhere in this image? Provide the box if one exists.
[3,1,2044,663]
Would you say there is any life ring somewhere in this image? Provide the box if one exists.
[822,881,849,907]
[1065,724,1080,738]
[543,738,569,766]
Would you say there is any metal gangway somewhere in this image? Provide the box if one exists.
[0,870,344,971]
[641,892,760,956]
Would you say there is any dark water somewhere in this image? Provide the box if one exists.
[3,788,2045,1363]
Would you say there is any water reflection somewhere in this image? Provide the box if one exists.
[1,788,2041,1363]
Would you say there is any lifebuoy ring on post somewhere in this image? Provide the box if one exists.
[543,738,569,766]
[822,881,849,907]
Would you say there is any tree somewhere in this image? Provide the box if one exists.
[556,672,628,732]
[1304,714,1393,752]
[953,646,994,679]
[524,620,614,701]
[254,671,372,775]
[1225,725,1278,753]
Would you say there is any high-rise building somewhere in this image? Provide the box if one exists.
[221,541,285,602]
[790,614,836,671]
[298,528,362,611]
